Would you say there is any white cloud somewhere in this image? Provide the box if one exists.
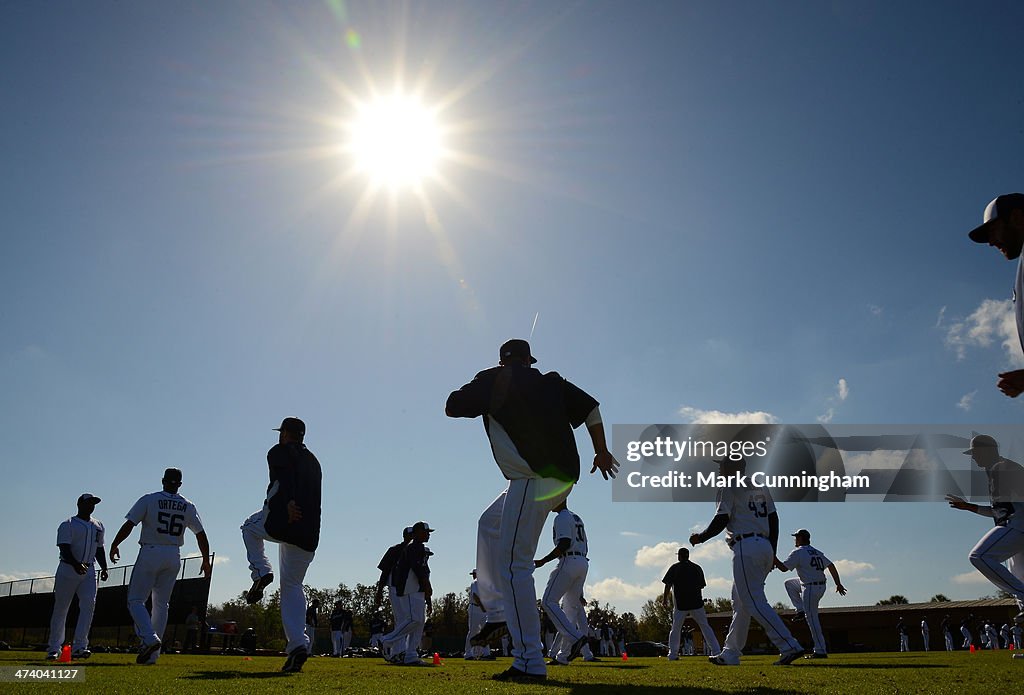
[213,555,230,566]
[585,577,665,604]
[817,407,835,424]
[869,304,883,317]
[936,306,947,328]
[854,577,881,583]
[0,571,49,584]
[951,570,989,585]
[679,407,778,424]
[837,378,849,402]
[635,542,682,568]
[690,540,732,563]
[704,576,732,592]
[818,378,849,423]
[944,299,1023,365]
[833,559,875,577]
[620,531,642,538]
[957,391,977,412]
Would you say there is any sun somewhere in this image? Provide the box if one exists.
[347,93,443,189]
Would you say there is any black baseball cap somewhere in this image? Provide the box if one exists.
[412,521,435,534]
[77,493,101,504]
[967,193,1024,243]
[500,339,537,364]
[791,529,811,539]
[963,434,998,455]
[273,417,306,436]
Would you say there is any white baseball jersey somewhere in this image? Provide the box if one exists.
[553,509,588,557]
[781,544,830,584]
[716,483,776,538]
[126,491,203,546]
[56,516,105,565]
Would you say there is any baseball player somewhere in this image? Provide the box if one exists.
[380,521,433,666]
[662,547,720,661]
[446,338,618,682]
[1000,623,1011,649]
[940,615,954,651]
[374,527,413,657]
[960,615,973,649]
[774,528,846,659]
[535,500,589,665]
[465,569,491,659]
[369,612,387,653]
[897,617,909,652]
[240,417,322,673]
[945,434,1024,629]
[690,455,804,666]
[46,494,109,660]
[921,618,930,651]
[985,621,1000,649]
[305,599,320,653]
[109,468,211,665]
[1012,622,1022,650]
[330,601,353,657]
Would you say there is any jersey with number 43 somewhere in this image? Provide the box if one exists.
[716,484,776,539]
[553,509,588,557]
[782,544,830,583]
[126,491,204,546]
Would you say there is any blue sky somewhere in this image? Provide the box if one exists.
[3,0,1023,617]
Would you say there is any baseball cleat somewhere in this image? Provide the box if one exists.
[1013,653,1024,659]
[387,650,406,665]
[583,656,601,662]
[470,621,508,646]
[281,645,308,673]
[245,573,274,604]
[708,655,737,666]
[567,635,588,662]
[71,649,91,660]
[547,659,567,666]
[773,650,803,666]
[804,652,828,659]
[492,666,546,682]
[45,651,60,661]
[136,639,162,665]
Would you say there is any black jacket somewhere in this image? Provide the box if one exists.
[446,364,598,482]
[264,441,322,552]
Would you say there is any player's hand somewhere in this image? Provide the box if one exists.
[689,533,702,546]
[997,369,1024,397]
[590,451,619,480]
[945,494,971,511]
[110,546,120,564]
[836,583,847,596]
[287,500,303,523]
[200,559,213,579]
[100,569,109,582]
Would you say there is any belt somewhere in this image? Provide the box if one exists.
[727,533,767,548]
[803,581,826,586]
[565,552,588,558]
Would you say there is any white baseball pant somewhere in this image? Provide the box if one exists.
[382,572,425,664]
[48,563,98,653]
[668,605,720,659]
[127,544,179,654]
[784,577,827,655]
[541,555,588,661]
[968,522,1024,609]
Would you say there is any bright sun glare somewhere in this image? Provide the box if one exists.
[348,94,442,189]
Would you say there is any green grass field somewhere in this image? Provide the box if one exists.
[0,650,1019,694]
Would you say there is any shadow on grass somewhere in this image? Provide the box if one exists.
[802,663,950,669]
[562,685,812,695]
[181,670,293,680]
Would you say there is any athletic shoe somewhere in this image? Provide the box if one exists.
[281,645,309,673]
[478,654,497,660]
[470,621,508,647]
[567,636,588,663]
[773,650,803,666]
[1013,653,1024,659]
[71,649,91,660]
[547,659,567,666]
[136,639,162,665]
[708,655,738,666]
[667,656,679,661]
[245,573,274,605]
[583,656,602,662]
[45,651,59,661]
[387,650,406,665]
[492,666,546,682]
[804,652,828,659]
[403,659,429,666]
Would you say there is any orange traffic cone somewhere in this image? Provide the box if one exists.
[969,644,975,653]
[59,645,71,663]
[621,652,628,661]
[432,652,441,665]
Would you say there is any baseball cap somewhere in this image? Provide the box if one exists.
[402,526,414,538]
[791,529,811,538]
[962,434,998,455]
[412,521,435,534]
[499,339,537,364]
[273,417,306,436]
[77,493,101,504]
[967,193,1024,243]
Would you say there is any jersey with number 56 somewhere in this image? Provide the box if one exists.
[553,509,588,556]
[782,544,830,584]
[126,491,204,546]
[716,484,776,538]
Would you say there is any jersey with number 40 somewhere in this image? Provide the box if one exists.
[716,484,776,539]
[126,491,204,546]
[553,509,588,557]
[782,544,830,584]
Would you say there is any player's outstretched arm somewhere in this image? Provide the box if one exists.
[690,514,729,546]
[827,564,846,595]
[108,520,136,564]
[945,494,993,517]
[586,419,619,480]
